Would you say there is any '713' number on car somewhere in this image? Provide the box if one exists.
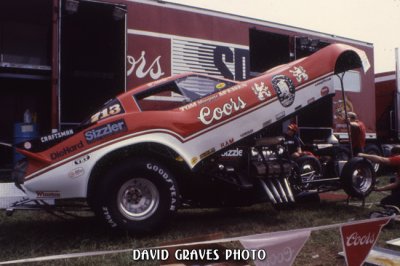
[91,103,122,123]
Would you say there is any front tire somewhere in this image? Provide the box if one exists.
[93,158,180,234]
[340,157,375,198]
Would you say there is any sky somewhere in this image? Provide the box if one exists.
[166,0,400,74]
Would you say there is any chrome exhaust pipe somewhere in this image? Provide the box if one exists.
[276,179,289,202]
[261,178,296,204]
[267,180,283,203]
[283,177,295,202]
[260,180,277,204]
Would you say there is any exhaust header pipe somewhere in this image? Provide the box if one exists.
[260,178,295,204]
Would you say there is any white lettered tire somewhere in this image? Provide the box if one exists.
[94,158,180,233]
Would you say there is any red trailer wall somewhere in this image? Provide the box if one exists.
[375,71,396,139]
[106,0,377,134]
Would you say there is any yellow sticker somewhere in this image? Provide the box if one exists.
[200,148,216,160]
[191,157,199,165]
[175,156,184,162]
[216,83,226,90]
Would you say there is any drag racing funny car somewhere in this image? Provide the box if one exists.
[8,43,375,233]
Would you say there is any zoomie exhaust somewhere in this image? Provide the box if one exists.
[260,178,295,204]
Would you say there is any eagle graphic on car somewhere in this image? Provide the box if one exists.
[272,75,296,107]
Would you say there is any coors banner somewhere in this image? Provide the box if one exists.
[240,230,311,266]
[340,217,391,266]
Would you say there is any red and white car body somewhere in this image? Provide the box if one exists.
[8,44,375,233]
[15,43,369,200]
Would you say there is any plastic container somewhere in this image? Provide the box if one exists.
[23,109,32,124]
[13,123,38,164]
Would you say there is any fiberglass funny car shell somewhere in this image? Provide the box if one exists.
[14,43,369,200]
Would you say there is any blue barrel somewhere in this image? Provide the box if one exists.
[13,123,38,164]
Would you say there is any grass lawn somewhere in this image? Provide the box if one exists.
[0,178,399,265]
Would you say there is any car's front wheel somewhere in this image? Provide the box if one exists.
[340,157,375,199]
[93,158,180,234]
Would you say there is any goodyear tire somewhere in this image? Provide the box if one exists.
[340,157,375,199]
[95,158,179,234]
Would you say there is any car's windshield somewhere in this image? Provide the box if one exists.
[135,75,236,111]
[176,75,236,102]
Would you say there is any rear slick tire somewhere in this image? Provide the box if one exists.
[340,157,375,199]
[94,158,180,234]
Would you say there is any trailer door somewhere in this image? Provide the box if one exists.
[295,37,329,59]
[59,0,126,128]
[249,29,291,74]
